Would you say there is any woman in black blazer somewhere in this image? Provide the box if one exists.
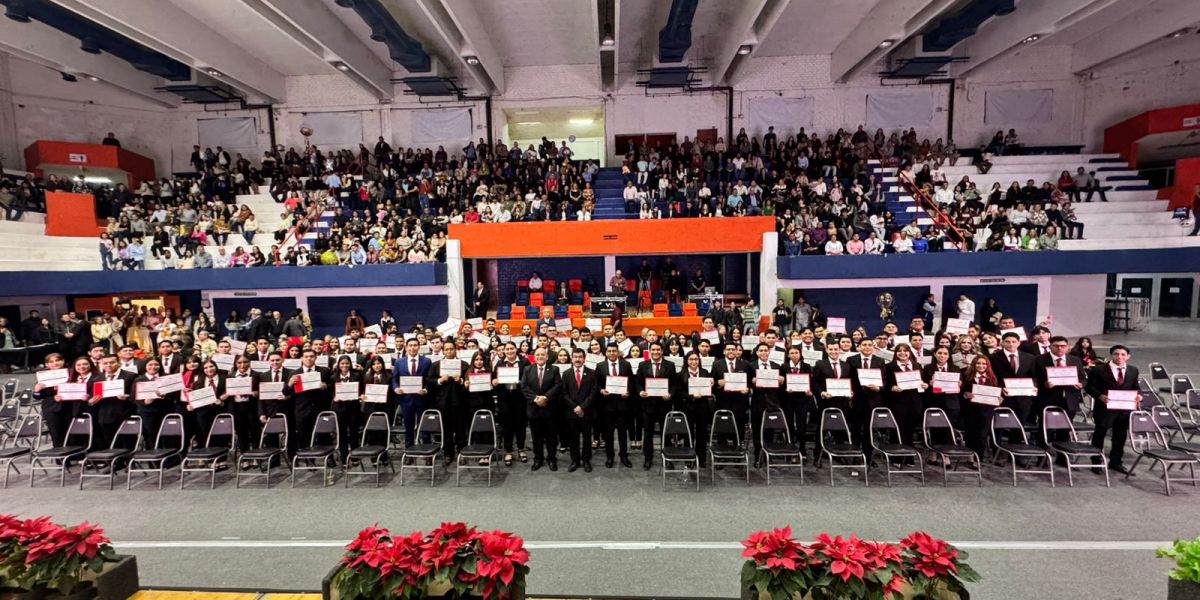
[360,355,393,419]
[675,351,713,466]
[33,353,74,446]
[331,356,361,460]
[189,360,226,445]
[961,354,999,467]
[922,346,962,428]
[884,343,927,446]
[134,358,171,445]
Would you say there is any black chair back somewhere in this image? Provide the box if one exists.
[990,408,1028,444]
[205,414,236,450]
[312,411,339,447]
[260,414,288,450]
[820,408,852,445]
[360,412,391,446]
[662,411,692,448]
[709,410,740,446]
[64,416,93,451]
[111,417,143,451]
[156,414,186,451]
[467,410,497,447]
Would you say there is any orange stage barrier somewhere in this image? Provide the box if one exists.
[450,217,774,258]
[45,191,104,237]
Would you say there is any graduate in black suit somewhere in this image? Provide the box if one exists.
[156,340,183,376]
[257,352,291,426]
[990,332,1038,428]
[360,356,394,419]
[33,353,75,446]
[330,355,364,460]
[710,342,751,440]
[849,339,886,460]
[492,341,528,465]
[562,348,599,472]
[636,341,677,469]
[676,352,713,466]
[596,343,635,468]
[222,355,259,453]
[284,348,331,449]
[187,360,227,446]
[521,347,562,470]
[748,343,783,463]
[961,354,998,461]
[427,345,467,459]
[779,345,815,455]
[1035,336,1086,421]
[86,355,137,447]
[884,344,928,446]
[922,347,962,428]
[1085,345,1141,474]
[132,358,171,445]
[813,344,852,419]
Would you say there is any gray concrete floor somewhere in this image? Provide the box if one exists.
[2,321,1198,599]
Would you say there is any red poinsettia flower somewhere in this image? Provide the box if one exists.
[883,573,907,597]
[811,534,868,582]
[901,532,959,578]
[477,531,529,586]
[860,539,903,569]
[64,522,109,559]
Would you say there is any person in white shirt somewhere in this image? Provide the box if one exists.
[934,183,954,206]
[824,234,844,256]
[213,247,231,269]
[863,232,885,255]
[956,294,975,322]
[893,232,914,254]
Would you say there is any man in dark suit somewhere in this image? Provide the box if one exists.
[1035,335,1086,421]
[562,348,598,472]
[597,343,634,468]
[849,339,886,461]
[749,343,782,465]
[248,338,273,362]
[521,347,562,471]
[87,355,137,447]
[710,342,751,440]
[990,332,1038,426]
[247,310,272,342]
[390,338,432,449]
[1020,326,1053,357]
[283,348,330,449]
[257,351,291,426]
[636,341,676,469]
[471,282,490,318]
[813,344,851,417]
[796,328,826,355]
[1086,345,1141,474]
[780,345,815,455]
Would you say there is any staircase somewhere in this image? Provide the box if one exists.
[592,168,631,220]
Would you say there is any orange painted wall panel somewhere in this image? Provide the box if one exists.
[45,191,103,237]
[23,141,156,187]
[1171,158,1200,211]
[450,217,773,258]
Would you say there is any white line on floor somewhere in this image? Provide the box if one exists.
[110,540,1168,551]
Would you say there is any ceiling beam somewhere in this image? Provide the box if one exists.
[240,0,394,99]
[711,0,791,85]
[600,0,618,91]
[951,0,1111,78]
[50,0,287,102]
[1071,0,1200,73]
[830,0,957,83]
[0,16,179,107]
[412,0,505,94]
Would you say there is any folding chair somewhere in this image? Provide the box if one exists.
[457,410,499,487]
[708,409,749,484]
[818,408,864,486]
[2,378,17,401]
[292,411,339,488]
[400,409,443,486]
[0,415,40,488]
[180,413,235,489]
[1042,406,1108,487]
[1127,410,1199,496]
[0,398,20,441]
[1150,406,1200,455]
[1184,390,1200,425]
[128,414,185,490]
[1138,376,1154,396]
[869,407,923,487]
[660,411,699,490]
[922,408,980,487]
[237,414,289,488]
[30,414,92,487]
[346,412,394,487]
[990,408,1053,487]
[756,409,802,485]
[80,416,142,490]
[1171,375,1195,409]
[1148,362,1171,393]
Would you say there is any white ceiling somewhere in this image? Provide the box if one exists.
[166,0,332,77]
[475,0,596,67]
[618,0,739,66]
[754,0,882,57]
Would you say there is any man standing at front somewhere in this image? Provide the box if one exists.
[391,338,431,449]
[1086,345,1140,475]
[284,348,330,447]
[562,348,598,472]
[522,347,562,471]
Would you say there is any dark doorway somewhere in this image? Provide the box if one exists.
[1158,278,1194,318]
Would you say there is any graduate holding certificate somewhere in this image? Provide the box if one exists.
[961,355,999,461]
[34,353,75,446]
[86,355,136,447]
[1084,345,1142,474]
[1035,336,1087,419]
[883,344,926,444]
[331,356,362,458]
[922,347,962,431]
[676,352,713,466]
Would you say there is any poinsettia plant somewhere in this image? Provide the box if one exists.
[333,522,530,600]
[741,528,978,600]
[0,514,116,594]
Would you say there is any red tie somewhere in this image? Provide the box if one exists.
[575,368,582,387]
[1009,354,1017,373]
[1116,367,1125,386]
[538,367,544,386]
[832,363,839,378]
[411,359,417,375]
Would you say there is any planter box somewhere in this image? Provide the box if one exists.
[744,583,961,600]
[321,565,524,600]
[0,555,137,600]
[1169,578,1200,600]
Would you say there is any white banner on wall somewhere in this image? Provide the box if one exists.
[747,97,814,137]
[301,112,364,145]
[866,91,935,129]
[197,117,258,150]
[411,108,473,146]
[985,89,1054,125]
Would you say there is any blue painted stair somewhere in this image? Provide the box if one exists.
[592,167,633,220]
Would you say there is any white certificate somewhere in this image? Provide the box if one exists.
[228,340,248,355]
[786,373,811,393]
[436,319,461,337]
[1001,326,1028,341]
[156,373,184,394]
[700,356,715,370]
[931,371,960,394]
[473,332,491,350]
[857,368,883,388]
[497,366,520,384]
[121,364,140,375]
[700,330,720,343]
[58,382,87,401]
[186,386,217,408]
[970,384,1003,406]
[225,377,254,396]
[586,318,603,331]
[617,338,634,356]
[260,381,285,400]
[467,317,484,329]
[135,381,159,402]
[605,376,629,395]
[554,318,573,330]
[826,317,847,334]
[98,379,125,399]
[1004,377,1037,396]
[1107,389,1138,411]
[250,360,270,373]
[37,368,70,387]
[1046,366,1079,387]
[211,353,235,372]
[363,384,389,403]
[688,377,713,396]
[555,337,573,349]
[313,355,330,369]
[645,377,670,397]
[741,335,760,350]
[440,359,462,378]
[874,348,894,362]
[398,376,424,394]
[802,349,824,366]
[584,354,604,367]
[755,368,780,388]
[945,318,970,335]
[665,356,684,370]
[283,358,302,370]
[335,382,360,401]
[895,370,924,391]
[724,372,748,392]
[468,373,492,392]
[826,378,853,397]
[298,371,323,391]
[916,355,933,366]
[769,349,786,364]
[555,363,573,374]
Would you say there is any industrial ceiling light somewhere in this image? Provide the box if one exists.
[207,68,222,77]
[86,75,99,82]
[737,44,753,55]
[878,39,895,48]
[1169,29,1188,38]
[1021,34,1040,44]
[80,36,101,54]
[61,72,77,82]
[569,118,594,125]
[465,55,480,66]
[601,26,615,47]
[332,61,350,71]
[4,0,30,23]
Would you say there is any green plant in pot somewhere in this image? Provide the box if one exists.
[1157,536,1200,600]
[0,514,116,600]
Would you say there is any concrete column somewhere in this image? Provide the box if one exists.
[759,232,779,308]
[446,239,466,319]
[604,255,617,288]
[0,54,20,171]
